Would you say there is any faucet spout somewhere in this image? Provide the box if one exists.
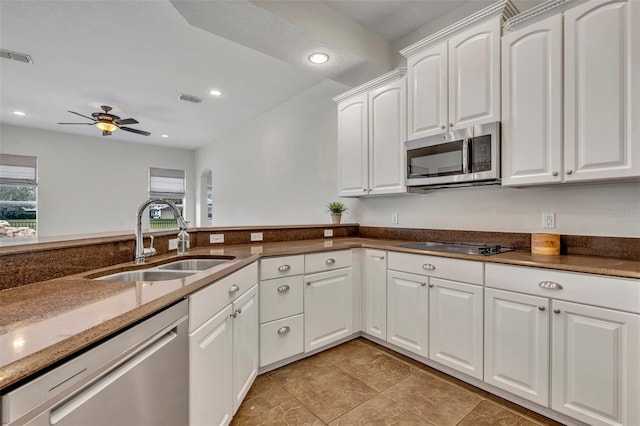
[134,198,187,264]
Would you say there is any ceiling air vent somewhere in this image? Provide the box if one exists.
[0,49,34,64]
[178,93,202,104]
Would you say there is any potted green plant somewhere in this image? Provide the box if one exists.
[327,201,348,224]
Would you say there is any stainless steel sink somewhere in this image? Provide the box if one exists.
[158,259,229,271]
[98,270,195,282]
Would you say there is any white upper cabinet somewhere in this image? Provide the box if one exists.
[502,14,563,185]
[335,69,407,197]
[502,0,640,186]
[564,0,640,182]
[448,18,502,131]
[337,94,368,196]
[407,43,448,139]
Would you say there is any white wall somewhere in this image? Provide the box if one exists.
[0,124,195,237]
[195,79,357,226]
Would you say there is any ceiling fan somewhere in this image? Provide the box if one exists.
[57,105,151,136]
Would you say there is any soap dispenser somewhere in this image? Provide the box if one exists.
[177,228,190,255]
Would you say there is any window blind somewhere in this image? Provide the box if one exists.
[0,154,37,186]
[149,167,185,199]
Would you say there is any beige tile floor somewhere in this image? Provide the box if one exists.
[231,338,563,426]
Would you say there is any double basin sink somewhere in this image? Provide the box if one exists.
[97,258,233,282]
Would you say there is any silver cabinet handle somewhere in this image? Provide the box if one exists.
[566,170,573,175]
[278,265,291,272]
[441,125,446,130]
[421,282,426,287]
[228,284,240,294]
[539,281,563,290]
[538,306,546,311]
[277,326,290,335]
[422,264,436,271]
[325,258,336,265]
[277,285,290,293]
[230,308,242,318]
[449,123,454,127]
[552,171,558,176]
[306,281,311,286]
[372,256,385,261]
[553,309,561,314]
[428,283,434,288]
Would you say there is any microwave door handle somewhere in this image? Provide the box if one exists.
[462,139,469,174]
[467,138,473,174]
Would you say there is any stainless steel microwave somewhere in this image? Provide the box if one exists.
[404,122,501,190]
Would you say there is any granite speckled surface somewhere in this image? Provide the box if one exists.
[1,236,639,392]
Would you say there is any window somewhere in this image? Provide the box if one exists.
[148,167,185,229]
[0,154,38,237]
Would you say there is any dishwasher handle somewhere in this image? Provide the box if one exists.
[49,328,178,425]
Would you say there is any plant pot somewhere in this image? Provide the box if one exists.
[331,213,342,224]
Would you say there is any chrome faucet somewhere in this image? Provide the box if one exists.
[134,198,188,264]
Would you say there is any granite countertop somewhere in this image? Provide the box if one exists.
[1,237,639,391]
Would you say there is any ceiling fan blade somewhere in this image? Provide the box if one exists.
[67,110,95,121]
[120,126,151,136]
[57,122,94,125]
[116,118,138,125]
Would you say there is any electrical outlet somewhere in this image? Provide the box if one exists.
[210,234,224,244]
[168,238,178,250]
[324,229,333,237]
[542,212,555,229]
[392,212,399,224]
[250,232,263,242]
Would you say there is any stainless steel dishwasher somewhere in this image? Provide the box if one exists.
[2,300,188,426]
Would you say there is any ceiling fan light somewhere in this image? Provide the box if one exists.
[95,121,117,132]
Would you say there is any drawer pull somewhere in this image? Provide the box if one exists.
[277,285,290,293]
[428,283,434,288]
[421,282,426,287]
[306,281,311,286]
[277,326,291,335]
[538,306,546,311]
[325,258,336,265]
[422,264,436,271]
[228,284,240,294]
[553,309,561,314]
[373,256,385,261]
[538,281,563,290]
[278,265,291,272]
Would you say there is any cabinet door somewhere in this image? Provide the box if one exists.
[368,78,407,195]
[484,288,549,406]
[429,278,483,379]
[386,270,429,358]
[232,285,259,413]
[448,17,501,130]
[564,0,640,182]
[502,14,563,186]
[363,249,387,340]
[304,268,353,352]
[189,305,233,426]
[551,300,640,426]
[337,94,369,196]
[407,43,448,139]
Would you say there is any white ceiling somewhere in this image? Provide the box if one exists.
[0,0,537,150]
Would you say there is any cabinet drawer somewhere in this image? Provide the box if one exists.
[259,314,304,367]
[388,252,483,285]
[189,262,258,332]
[260,255,304,280]
[259,276,303,323]
[485,264,640,314]
[305,250,352,274]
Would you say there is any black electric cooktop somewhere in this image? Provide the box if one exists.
[398,241,514,256]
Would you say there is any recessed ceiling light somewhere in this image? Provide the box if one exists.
[308,52,329,64]
[13,111,26,116]
[209,90,222,96]
[161,134,169,138]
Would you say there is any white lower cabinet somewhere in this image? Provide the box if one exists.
[551,300,640,426]
[231,286,259,413]
[484,288,549,406]
[429,278,483,380]
[386,270,429,358]
[304,267,353,352]
[363,249,387,340]
[189,305,233,426]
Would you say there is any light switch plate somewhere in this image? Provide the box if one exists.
[210,234,224,243]
[168,238,178,250]
[250,232,263,241]
[324,229,333,237]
